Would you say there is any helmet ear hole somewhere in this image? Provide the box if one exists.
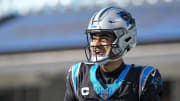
[125,37,131,42]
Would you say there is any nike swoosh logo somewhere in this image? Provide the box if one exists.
[151,70,156,77]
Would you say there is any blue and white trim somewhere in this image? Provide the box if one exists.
[71,62,82,93]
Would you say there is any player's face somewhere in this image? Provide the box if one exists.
[90,33,114,57]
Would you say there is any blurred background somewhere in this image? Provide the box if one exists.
[0,0,180,101]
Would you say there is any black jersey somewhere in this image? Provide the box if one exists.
[64,62,163,101]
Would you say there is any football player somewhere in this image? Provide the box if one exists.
[64,7,163,101]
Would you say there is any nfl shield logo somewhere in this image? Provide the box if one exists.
[102,92,108,99]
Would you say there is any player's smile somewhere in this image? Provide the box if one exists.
[94,47,105,56]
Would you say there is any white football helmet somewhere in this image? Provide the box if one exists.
[85,7,137,65]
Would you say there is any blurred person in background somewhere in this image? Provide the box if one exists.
[64,7,163,101]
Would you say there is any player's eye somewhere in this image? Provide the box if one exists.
[100,38,108,42]
[91,37,98,42]
[101,36,111,42]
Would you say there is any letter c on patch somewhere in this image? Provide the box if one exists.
[81,87,89,96]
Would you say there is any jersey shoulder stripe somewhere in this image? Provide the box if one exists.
[71,62,82,93]
[138,66,155,98]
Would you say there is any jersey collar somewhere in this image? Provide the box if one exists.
[90,64,132,100]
